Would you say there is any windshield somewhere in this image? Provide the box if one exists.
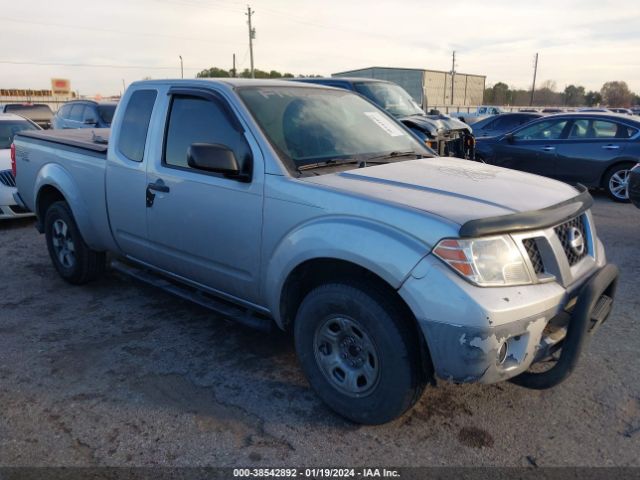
[353,82,423,118]
[238,86,429,172]
[0,120,38,149]
[97,104,116,124]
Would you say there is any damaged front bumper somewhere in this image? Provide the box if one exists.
[399,254,617,384]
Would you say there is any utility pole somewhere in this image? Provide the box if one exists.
[530,52,538,106]
[179,55,183,79]
[246,5,256,78]
[232,53,236,77]
[450,50,456,105]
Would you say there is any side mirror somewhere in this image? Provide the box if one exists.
[504,133,515,143]
[187,143,244,178]
[84,119,97,125]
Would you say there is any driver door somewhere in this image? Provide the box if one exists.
[144,89,265,304]
[492,118,570,178]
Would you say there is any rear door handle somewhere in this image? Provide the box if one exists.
[146,179,170,207]
[602,145,620,150]
[541,146,556,151]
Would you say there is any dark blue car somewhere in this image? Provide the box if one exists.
[52,100,117,129]
[476,112,640,202]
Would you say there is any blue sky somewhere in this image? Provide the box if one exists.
[1,0,639,96]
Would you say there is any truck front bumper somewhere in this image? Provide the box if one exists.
[399,255,617,384]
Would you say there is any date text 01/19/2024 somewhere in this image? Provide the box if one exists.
[232,468,401,478]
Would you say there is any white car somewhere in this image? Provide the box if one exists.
[0,113,39,220]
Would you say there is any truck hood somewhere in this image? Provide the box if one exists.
[302,157,580,227]
[399,114,471,136]
[0,149,9,171]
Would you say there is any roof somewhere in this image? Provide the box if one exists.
[332,66,487,79]
[64,99,118,106]
[130,78,325,89]
[531,111,640,125]
[293,77,392,84]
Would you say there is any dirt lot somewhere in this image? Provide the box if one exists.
[0,194,638,467]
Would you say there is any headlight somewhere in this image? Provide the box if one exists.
[433,235,532,286]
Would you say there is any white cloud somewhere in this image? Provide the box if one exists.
[1,0,639,96]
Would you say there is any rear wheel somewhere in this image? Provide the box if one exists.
[603,163,633,202]
[44,201,105,284]
[294,281,426,424]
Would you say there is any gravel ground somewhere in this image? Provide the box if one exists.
[0,193,638,467]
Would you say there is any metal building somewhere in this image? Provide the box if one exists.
[332,66,486,109]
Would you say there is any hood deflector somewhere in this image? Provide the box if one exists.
[459,184,593,237]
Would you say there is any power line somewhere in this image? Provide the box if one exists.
[0,60,202,70]
[0,17,245,47]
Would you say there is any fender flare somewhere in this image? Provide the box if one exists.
[34,163,103,250]
[263,215,429,327]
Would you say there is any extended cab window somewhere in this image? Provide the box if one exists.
[164,95,251,171]
[117,90,157,162]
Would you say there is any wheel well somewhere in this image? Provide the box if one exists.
[36,185,66,231]
[601,161,636,188]
[279,258,434,380]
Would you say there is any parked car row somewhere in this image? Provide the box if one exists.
[475,112,640,202]
[0,99,117,131]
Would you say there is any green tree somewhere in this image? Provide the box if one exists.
[585,90,602,106]
[491,82,510,105]
[563,84,586,106]
[600,81,632,107]
[196,67,230,78]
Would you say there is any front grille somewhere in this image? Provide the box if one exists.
[554,215,588,266]
[0,169,16,187]
[523,237,545,274]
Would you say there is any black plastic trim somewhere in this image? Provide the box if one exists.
[15,129,109,155]
[459,184,593,237]
[167,87,244,132]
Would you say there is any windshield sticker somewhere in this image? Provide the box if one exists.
[364,112,406,137]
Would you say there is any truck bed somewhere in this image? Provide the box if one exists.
[16,128,110,156]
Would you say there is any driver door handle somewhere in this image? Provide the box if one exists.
[541,146,556,151]
[602,145,620,150]
[148,180,170,192]
[146,179,170,207]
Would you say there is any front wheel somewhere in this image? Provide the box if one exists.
[294,282,426,424]
[604,163,633,202]
[44,201,106,284]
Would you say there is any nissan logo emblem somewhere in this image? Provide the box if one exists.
[568,227,585,256]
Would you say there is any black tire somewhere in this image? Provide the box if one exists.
[44,201,106,284]
[294,282,426,424]
[603,162,634,203]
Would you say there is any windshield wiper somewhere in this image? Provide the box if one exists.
[295,154,412,175]
[296,157,381,173]
[366,150,424,162]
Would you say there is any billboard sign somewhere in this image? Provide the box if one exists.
[51,78,71,95]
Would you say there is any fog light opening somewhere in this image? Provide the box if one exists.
[498,342,508,364]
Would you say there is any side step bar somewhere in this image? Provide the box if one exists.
[110,259,273,332]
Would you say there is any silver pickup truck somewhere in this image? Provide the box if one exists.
[14,79,618,424]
